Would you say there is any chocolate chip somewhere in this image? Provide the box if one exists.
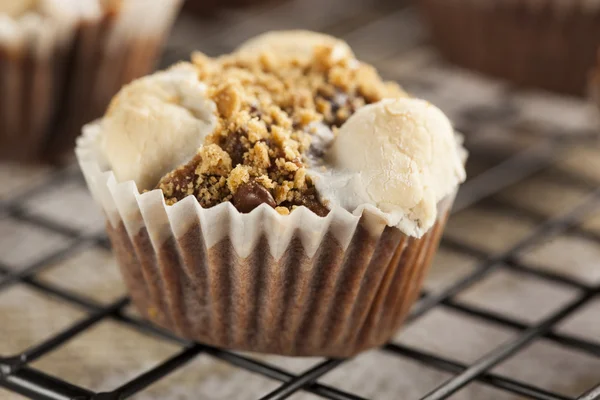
[249,105,262,118]
[278,188,329,217]
[221,131,246,166]
[300,188,329,217]
[233,181,276,213]
[301,197,330,217]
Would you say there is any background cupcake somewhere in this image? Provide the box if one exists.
[417,0,600,96]
[77,31,466,357]
[0,0,182,163]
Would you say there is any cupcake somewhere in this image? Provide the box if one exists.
[417,0,600,96]
[0,0,182,163]
[76,31,467,357]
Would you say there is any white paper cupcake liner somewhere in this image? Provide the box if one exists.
[0,14,65,160]
[76,122,455,357]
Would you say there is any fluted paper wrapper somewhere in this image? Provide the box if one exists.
[0,0,182,162]
[76,123,454,357]
[0,16,64,161]
[418,0,600,96]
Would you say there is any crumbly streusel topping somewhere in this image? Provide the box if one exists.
[156,45,407,215]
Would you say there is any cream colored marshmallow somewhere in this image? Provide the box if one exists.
[100,62,217,191]
[311,98,466,237]
[38,0,103,21]
[0,0,104,20]
[237,30,354,62]
[0,0,38,17]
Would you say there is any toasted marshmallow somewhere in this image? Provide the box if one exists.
[100,63,217,190]
[0,0,38,17]
[38,0,104,21]
[311,97,466,237]
[237,30,354,63]
[0,0,105,20]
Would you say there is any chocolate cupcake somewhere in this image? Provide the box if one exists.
[417,0,600,96]
[76,31,467,357]
[0,0,182,163]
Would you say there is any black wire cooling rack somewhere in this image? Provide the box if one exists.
[1,1,600,399]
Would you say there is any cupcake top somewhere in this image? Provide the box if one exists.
[0,0,128,38]
[0,0,111,46]
[98,30,466,237]
[0,0,111,20]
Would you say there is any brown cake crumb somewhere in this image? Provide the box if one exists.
[156,42,407,215]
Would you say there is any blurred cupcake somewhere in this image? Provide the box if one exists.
[417,0,600,96]
[76,31,467,357]
[0,0,182,163]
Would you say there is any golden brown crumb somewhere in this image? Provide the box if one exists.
[275,206,290,216]
[156,43,407,214]
[227,165,251,193]
[214,81,242,118]
[194,144,232,176]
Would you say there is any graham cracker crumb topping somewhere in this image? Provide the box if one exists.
[156,44,407,215]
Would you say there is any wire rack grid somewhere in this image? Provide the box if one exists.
[1,1,600,399]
